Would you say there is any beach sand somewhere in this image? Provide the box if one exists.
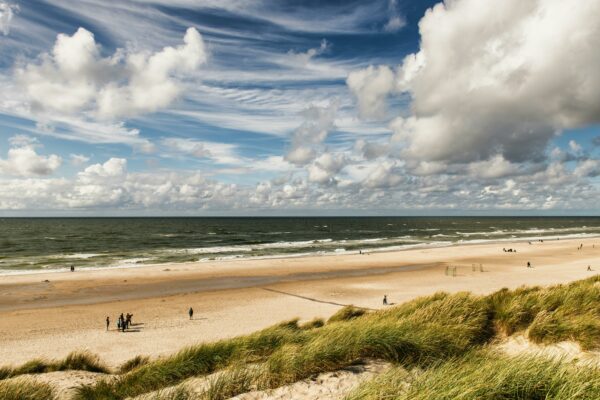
[0,237,598,368]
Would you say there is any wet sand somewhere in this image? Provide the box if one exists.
[0,237,598,368]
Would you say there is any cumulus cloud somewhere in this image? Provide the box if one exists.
[307,153,346,185]
[17,27,206,119]
[0,1,18,35]
[354,139,389,160]
[284,101,338,165]
[467,155,521,179]
[0,135,62,177]
[79,158,126,180]
[351,0,600,165]
[347,65,395,119]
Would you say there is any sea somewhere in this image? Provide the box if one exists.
[1,217,600,275]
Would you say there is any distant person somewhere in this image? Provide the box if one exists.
[527,261,532,268]
[383,295,388,305]
[70,265,75,272]
[588,265,592,271]
[189,307,194,320]
[117,318,121,331]
[106,316,110,331]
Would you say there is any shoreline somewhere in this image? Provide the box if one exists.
[1,236,599,367]
[1,231,598,278]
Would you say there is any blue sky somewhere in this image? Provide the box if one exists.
[0,0,599,215]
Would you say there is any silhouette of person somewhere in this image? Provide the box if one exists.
[106,316,110,331]
[383,295,388,305]
[189,307,194,320]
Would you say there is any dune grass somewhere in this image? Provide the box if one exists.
[326,305,367,323]
[345,351,600,400]
[0,351,109,381]
[74,320,310,399]
[6,275,595,400]
[489,275,600,349]
[117,355,150,374]
[0,378,56,400]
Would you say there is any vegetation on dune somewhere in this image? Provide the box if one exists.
[326,305,367,323]
[0,351,109,381]
[74,320,310,399]
[345,351,600,400]
[0,378,56,400]
[78,291,493,400]
[6,275,597,400]
[117,355,150,374]
[489,275,600,349]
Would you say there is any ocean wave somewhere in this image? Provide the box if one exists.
[60,253,102,259]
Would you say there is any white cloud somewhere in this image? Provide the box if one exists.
[79,158,127,180]
[362,161,404,188]
[384,16,406,32]
[0,136,62,177]
[0,1,18,35]
[284,100,338,165]
[568,140,582,154]
[17,26,207,120]
[347,65,395,119]
[70,154,90,166]
[467,155,521,179]
[307,153,346,184]
[161,138,241,165]
[287,39,329,67]
[351,0,600,165]
[383,0,406,32]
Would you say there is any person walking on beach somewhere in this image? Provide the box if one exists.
[383,295,388,305]
[527,261,532,268]
[189,307,194,320]
[588,265,592,271]
[106,316,110,331]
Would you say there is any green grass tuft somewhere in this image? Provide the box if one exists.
[327,306,367,323]
[299,317,325,329]
[0,378,56,400]
[0,351,109,381]
[117,355,150,374]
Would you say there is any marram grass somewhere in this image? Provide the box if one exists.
[345,351,600,400]
[0,378,56,400]
[0,351,109,381]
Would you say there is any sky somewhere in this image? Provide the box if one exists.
[0,0,599,216]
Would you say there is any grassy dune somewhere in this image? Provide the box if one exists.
[2,275,598,400]
[345,352,600,399]
[0,351,109,381]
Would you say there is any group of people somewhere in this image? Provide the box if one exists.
[503,248,517,252]
[106,313,134,332]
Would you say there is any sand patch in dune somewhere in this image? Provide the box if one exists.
[497,335,600,367]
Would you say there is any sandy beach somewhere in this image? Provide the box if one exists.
[1,236,598,368]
